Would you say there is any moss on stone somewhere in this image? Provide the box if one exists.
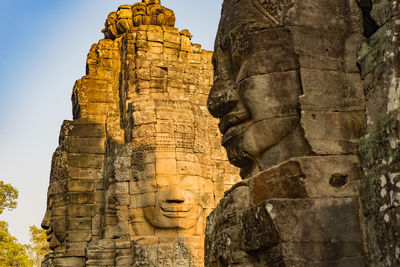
[357,114,400,173]
[357,21,393,77]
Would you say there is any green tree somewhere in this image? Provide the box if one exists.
[0,221,33,267]
[0,180,33,267]
[27,225,50,266]
[0,181,18,214]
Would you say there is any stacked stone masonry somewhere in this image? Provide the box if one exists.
[42,1,239,266]
[205,0,370,266]
[42,0,400,266]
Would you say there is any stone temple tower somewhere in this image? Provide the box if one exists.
[41,1,239,266]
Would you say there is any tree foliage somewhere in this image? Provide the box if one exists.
[0,180,18,215]
[0,180,51,266]
[0,180,33,266]
[27,225,50,266]
[0,221,33,267]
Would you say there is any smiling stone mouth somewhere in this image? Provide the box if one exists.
[221,119,253,147]
[219,111,250,134]
[46,229,53,241]
[161,204,192,216]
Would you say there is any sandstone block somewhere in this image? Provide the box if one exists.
[67,180,95,192]
[68,218,92,231]
[164,31,180,44]
[62,121,105,138]
[67,167,102,180]
[291,27,346,71]
[288,0,350,29]
[43,256,86,267]
[300,69,365,111]
[67,204,95,217]
[66,231,92,242]
[69,192,94,204]
[147,30,164,42]
[301,110,365,154]
[265,198,364,244]
[250,161,307,205]
[67,154,104,169]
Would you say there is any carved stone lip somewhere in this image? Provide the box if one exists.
[219,111,250,134]
[221,120,250,146]
[46,228,54,242]
[161,204,192,217]
[162,212,190,218]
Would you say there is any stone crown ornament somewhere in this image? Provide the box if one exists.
[102,0,175,39]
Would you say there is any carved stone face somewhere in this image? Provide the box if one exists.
[207,1,309,176]
[138,153,201,229]
[41,182,66,251]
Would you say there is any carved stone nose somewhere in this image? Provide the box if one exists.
[208,82,238,118]
[41,211,50,230]
[166,185,185,203]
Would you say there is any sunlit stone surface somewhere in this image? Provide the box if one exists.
[42,1,239,266]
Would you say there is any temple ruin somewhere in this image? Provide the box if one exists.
[42,0,400,266]
[42,1,239,266]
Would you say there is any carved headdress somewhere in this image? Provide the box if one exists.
[102,0,175,39]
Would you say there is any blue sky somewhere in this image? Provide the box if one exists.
[0,0,222,244]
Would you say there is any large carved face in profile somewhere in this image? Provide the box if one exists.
[42,192,64,251]
[41,151,68,251]
[207,0,308,177]
[134,150,202,230]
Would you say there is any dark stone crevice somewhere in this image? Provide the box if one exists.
[357,0,379,38]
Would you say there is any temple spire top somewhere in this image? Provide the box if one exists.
[102,0,175,40]
[143,0,161,4]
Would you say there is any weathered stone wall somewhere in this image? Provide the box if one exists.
[41,0,400,266]
[205,0,369,266]
[42,1,239,266]
[357,0,400,265]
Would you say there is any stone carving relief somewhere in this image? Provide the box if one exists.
[116,5,134,35]
[42,1,239,266]
[131,144,203,231]
[41,148,68,251]
[205,0,368,266]
[103,0,175,40]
